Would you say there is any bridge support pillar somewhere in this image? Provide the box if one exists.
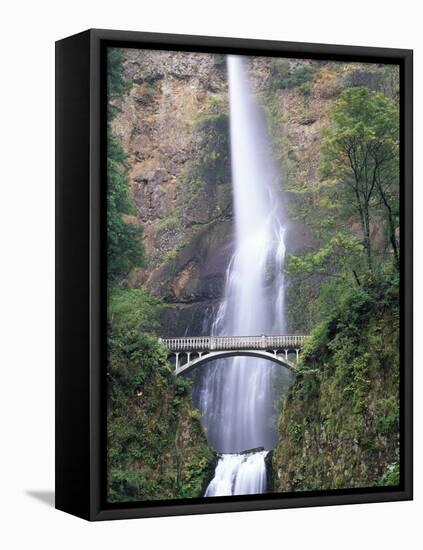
[175,352,180,371]
[295,349,299,363]
[284,349,288,360]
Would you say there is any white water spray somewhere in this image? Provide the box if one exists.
[205,451,268,497]
[199,55,291,496]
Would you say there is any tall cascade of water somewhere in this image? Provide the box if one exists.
[197,55,291,497]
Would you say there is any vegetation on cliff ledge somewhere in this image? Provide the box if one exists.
[107,287,214,502]
[273,273,399,491]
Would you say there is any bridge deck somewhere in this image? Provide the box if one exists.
[160,334,308,352]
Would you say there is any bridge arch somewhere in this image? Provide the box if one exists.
[173,349,296,376]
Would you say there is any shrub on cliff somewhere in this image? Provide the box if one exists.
[273,272,400,491]
[269,60,317,93]
[107,287,215,502]
[107,137,144,283]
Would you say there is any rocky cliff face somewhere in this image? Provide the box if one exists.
[113,52,392,337]
[111,50,232,335]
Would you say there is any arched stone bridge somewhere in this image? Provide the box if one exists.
[159,335,309,376]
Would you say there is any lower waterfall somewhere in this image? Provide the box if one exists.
[205,451,268,497]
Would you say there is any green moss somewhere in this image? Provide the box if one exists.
[378,462,400,486]
[177,451,216,498]
[107,287,215,503]
[377,397,399,436]
[187,177,204,200]
[288,422,303,444]
[268,60,317,93]
[190,112,230,187]
[273,276,400,492]
[157,215,179,234]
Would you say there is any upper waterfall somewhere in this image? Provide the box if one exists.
[198,55,292,495]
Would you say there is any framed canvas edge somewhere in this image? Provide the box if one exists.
[57,28,413,521]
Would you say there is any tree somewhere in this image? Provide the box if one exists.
[321,87,399,271]
[107,48,131,120]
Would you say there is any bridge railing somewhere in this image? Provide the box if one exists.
[159,334,308,352]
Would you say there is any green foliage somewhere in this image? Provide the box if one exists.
[108,468,148,502]
[157,215,179,235]
[284,85,400,335]
[107,136,144,282]
[286,233,364,279]
[288,422,303,444]
[344,70,384,92]
[171,111,231,230]
[107,50,144,283]
[286,279,318,333]
[176,454,215,498]
[378,462,400,486]
[187,177,204,200]
[107,48,131,120]
[274,273,400,492]
[108,287,163,332]
[321,87,399,183]
[381,66,400,100]
[269,60,317,93]
[107,294,214,502]
[292,87,399,275]
[321,87,400,270]
[302,272,399,365]
[108,48,130,96]
[193,113,230,186]
[377,397,400,436]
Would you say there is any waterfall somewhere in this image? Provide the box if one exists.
[205,451,268,497]
[197,55,291,496]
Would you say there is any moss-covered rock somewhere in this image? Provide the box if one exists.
[107,288,216,503]
[272,277,400,492]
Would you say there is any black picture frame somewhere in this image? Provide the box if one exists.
[55,28,413,521]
